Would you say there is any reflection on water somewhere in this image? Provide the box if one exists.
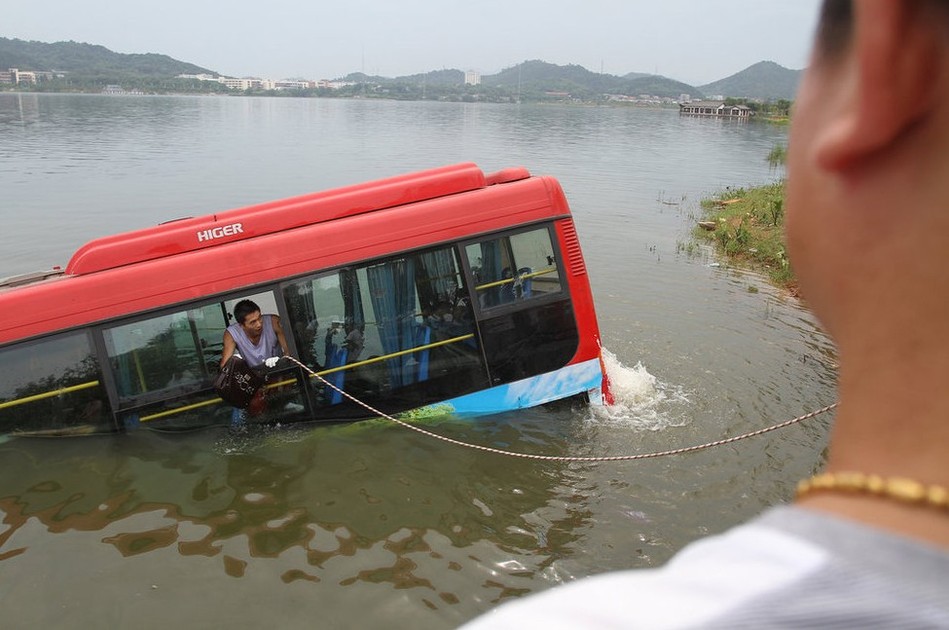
[0,416,607,626]
[0,94,836,628]
[0,355,830,627]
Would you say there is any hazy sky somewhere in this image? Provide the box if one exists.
[6,0,823,86]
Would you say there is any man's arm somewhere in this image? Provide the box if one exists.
[220,330,236,369]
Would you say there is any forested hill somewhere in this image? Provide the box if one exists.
[3,37,800,101]
[478,60,704,99]
[699,61,801,100]
[347,60,705,100]
[0,37,216,80]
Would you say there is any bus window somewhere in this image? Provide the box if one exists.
[103,308,220,403]
[466,226,562,309]
[467,225,578,386]
[104,298,309,430]
[282,244,487,415]
[0,332,114,434]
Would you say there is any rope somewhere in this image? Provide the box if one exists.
[284,356,837,463]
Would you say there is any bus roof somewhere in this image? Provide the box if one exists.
[64,162,529,276]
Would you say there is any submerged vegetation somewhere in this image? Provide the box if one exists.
[766,143,788,168]
[696,144,795,292]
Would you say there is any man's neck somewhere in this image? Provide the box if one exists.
[804,344,949,548]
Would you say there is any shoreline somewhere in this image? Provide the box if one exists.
[696,179,797,295]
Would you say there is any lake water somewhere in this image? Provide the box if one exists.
[0,93,837,628]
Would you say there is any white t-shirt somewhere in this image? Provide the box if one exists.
[461,506,949,629]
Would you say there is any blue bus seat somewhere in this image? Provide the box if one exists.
[324,346,348,405]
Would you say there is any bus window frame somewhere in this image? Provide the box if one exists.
[0,328,118,433]
[93,287,297,415]
[460,222,566,321]
[275,240,489,408]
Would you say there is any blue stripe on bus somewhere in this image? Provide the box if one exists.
[414,358,604,417]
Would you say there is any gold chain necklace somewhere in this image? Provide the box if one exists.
[796,472,949,510]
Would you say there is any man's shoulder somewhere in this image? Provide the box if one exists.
[462,506,949,629]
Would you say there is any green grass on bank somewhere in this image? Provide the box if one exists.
[695,180,797,292]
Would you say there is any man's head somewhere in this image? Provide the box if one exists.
[786,0,949,354]
[234,300,263,334]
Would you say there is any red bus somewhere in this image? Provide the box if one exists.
[0,163,611,436]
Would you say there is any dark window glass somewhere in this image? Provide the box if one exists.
[479,299,580,385]
[0,332,114,435]
[190,301,232,372]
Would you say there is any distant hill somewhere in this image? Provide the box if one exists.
[340,72,390,84]
[395,69,465,86]
[699,61,801,100]
[343,68,467,87]
[0,37,216,80]
[618,75,701,99]
[485,60,616,93]
[342,60,703,100]
[481,60,703,99]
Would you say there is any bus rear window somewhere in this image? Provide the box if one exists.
[466,226,562,309]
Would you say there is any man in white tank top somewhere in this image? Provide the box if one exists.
[219,299,289,369]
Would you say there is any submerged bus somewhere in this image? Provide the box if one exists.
[0,163,612,437]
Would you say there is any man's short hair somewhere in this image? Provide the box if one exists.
[815,0,853,60]
[816,0,949,60]
[234,299,261,325]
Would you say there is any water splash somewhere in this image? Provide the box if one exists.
[590,349,691,431]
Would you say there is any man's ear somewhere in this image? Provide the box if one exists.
[816,0,940,171]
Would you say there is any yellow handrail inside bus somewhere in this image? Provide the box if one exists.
[141,333,476,422]
[139,397,222,421]
[474,266,557,292]
[0,380,101,410]
[308,332,475,378]
[1,333,478,423]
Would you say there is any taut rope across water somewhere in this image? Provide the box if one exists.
[285,356,837,463]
